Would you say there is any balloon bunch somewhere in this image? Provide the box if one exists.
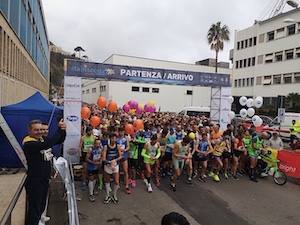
[97,96,118,113]
[125,119,144,135]
[228,96,264,127]
[123,100,156,115]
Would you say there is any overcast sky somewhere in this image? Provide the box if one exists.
[42,0,295,65]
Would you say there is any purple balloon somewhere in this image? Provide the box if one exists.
[131,101,138,109]
[128,100,134,108]
[136,107,143,115]
[123,104,130,113]
[144,104,151,112]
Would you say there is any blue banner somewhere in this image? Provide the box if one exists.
[65,59,230,87]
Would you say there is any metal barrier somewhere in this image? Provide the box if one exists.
[0,174,27,225]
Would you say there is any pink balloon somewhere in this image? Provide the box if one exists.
[123,104,130,113]
[128,100,134,108]
[131,101,138,109]
[149,106,156,113]
[136,107,143,115]
[144,104,151,112]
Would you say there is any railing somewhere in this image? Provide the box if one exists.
[0,174,27,225]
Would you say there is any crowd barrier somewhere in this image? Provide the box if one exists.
[54,157,80,225]
[265,148,300,178]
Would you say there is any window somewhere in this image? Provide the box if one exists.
[82,90,85,94]
[248,58,251,67]
[283,74,292,84]
[152,88,159,93]
[238,79,241,86]
[132,86,139,92]
[241,79,245,87]
[265,54,273,63]
[250,78,254,86]
[273,75,281,84]
[276,28,285,38]
[285,50,294,60]
[239,60,243,68]
[257,55,263,64]
[86,89,90,94]
[294,73,300,83]
[267,31,274,41]
[142,87,150,92]
[234,79,238,87]
[249,38,253,47]
[275,52,283,61]
[237,42,240,50]
[100,85,106,92]
[296,48,300,58]
[235,61,239,69]
[253,36,257,45]
[241,41,244,49]
[263,76,272,85]
[287,24,296,35]
[92,88,96,93]
[244,59,247,67]
[256,76,262,85]
[259,34,265,43]
[252,57,255,66]
[246,78,250,86]
[264,97,271,105]
[186,90,193,95]
[245,39,248,48]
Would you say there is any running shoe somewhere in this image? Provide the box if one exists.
[104,195,111,204]
[208,172,215,177]
[112,194,119,204]
[224,173,229,179]
[187,179,193,186]
[214,174,220,182]
[81,183,87,190]
[40,215,50,222]
[233,176,239,180]
[172,185,176,192]
[192,173,198,179]
[261,172,268,177]
[147,184,153,193]
[89,195,95,202]
[198,176,205,183]
[93,190,98,195]
[143,178,148,185]
[125,188,131,194]
[128,179,132,184]
[156,179,161,187]
[131,180,136,188]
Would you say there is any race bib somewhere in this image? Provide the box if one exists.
[44,148,53,161]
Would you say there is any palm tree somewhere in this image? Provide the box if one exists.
[74,46,85,59]
[207,22,230,73]
[286,92,300,109]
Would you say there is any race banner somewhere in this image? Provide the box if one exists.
[64,59,231,87]
[63,76,82,163]
[277,150,300,178]
[219,87,232,131]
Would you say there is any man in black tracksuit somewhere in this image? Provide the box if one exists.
[23,119,66,225]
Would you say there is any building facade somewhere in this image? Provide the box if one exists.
[81,54,232,113]
[0,0,50,106]
[232,9,300,107]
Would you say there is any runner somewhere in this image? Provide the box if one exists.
[128,134,139,188]
[85,139,103,202]
[141,134,161,193]
[232,132,247,180]
[162,127,176,177]
[170,136,192,191]
[102,132,123,204]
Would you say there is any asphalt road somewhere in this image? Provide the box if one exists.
[48,172,300,225]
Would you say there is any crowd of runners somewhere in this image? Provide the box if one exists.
[78,103,288,204]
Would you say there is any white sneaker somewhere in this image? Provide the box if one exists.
[261,172,268,177]
[147,184,153,193]
[40,215,50,222]
[38,221,45,225]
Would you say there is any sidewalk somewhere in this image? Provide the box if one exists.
[48,178,200,225]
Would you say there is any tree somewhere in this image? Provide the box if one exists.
[286,92,300,110]
[207,22,230,73]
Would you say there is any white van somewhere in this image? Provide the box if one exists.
[262,112,300,140]
[178,106,210,117]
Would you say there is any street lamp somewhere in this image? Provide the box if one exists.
[286,0,299,8]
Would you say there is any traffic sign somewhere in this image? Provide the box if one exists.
[277,108,285,123]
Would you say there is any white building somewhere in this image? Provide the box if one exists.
[81,54,232,113]
[232,8,300,106]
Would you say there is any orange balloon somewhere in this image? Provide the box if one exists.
[108,101,118,113]
[133,119,144,131]
[81,107,91,119]
[97,97,106,108]
[125,124,135,135]
[90,116,101,127]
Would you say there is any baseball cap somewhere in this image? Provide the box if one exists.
[170,126,175,132]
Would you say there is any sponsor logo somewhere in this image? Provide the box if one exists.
[67,147,78,156]
[66,115,79,122]
[67,132,80,139]
[65,83,80,88]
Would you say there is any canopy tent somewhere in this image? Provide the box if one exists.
[0,92,63,168]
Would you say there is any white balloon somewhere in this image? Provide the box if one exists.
[239,96,247,106]
[228,111,235,119]
[239,108,247,118]
[246,98,254,108]
[254,96,264,108]
[252,115,260,123]
[247,108,255,117]
[254,118,263,127]
[227,96,234,104]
